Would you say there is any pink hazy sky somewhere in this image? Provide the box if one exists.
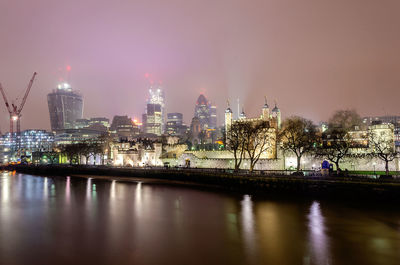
[1,0,400,131]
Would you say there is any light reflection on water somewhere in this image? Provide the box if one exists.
[240,194,257,264]
[86,177,91,200]
[43,177,48,199]
[65,176,71,204]
[135,181,143,218]
[1,172,9,203]
[0,172,400,265]
[307,201,330,265]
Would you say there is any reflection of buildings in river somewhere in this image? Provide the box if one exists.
[255,202,310,264]
[134,182,143,217]
[224,198,240,241]
[307,201,330,265]
[1,172,10,203]
[43,177,48,199]
[86,178,91,200]
[255,202,281,261]
[65,177,71,204]
[110,180,116,199]
[240,195,257,264]
[86,178,97,201]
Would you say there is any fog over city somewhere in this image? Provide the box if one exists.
[1,0,400,131]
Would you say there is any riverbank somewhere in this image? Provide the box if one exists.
[5,164,400,201]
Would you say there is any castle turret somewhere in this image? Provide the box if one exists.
[225,101,233,145]
[271,102,281,129]
[262,96,270,121]
[239,106,246,120]
[225,105,233,130]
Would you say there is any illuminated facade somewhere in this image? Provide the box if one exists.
[224,98,280,159]
[0,130,54,162]
[143,104,163,135]
[112,139,163,167]
[74,117,110,132]
[166,113,187,136]
[363,115,400,147]
[53,128,103,145]
[110,115,139,139]
[143,84,165,135]
[47,83,83,131]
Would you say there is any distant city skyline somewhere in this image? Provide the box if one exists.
[1,0,400,132]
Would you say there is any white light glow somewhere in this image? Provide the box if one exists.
[308,201,330,264]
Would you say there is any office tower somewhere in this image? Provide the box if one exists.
[47,83,83,132]
[110,115,139,139]
[143,84,165,135]
[166,113,187,136]
[194,94,217,130]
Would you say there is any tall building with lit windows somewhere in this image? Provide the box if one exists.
[194,94,217,130]
[143,84,165,135]
[0,129,54,163]
[47,83,83,132]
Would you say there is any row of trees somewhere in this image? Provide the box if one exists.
[226,110,398,175]
[62,141,104,165]
[44,134,113,165]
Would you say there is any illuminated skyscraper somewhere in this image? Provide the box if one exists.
[194,94,217,130]
[166,113,187,136]
[143,84,165,135]
[47,83,83,132]
[110,115,139,139]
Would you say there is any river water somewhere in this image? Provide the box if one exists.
[0,172,399,265]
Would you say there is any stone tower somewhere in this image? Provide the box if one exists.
[225,101,233,145]
[271,102,281,129]
[262,96,270,121]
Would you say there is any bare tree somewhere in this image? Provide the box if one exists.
[317,131,351,172]
[279,116,319,172]
[62,144,80,165]
[317,109,364,172]
[226,122,247,171]
[97,133,113,165]
[328,109,362,131]
[242,120,275,172]
[368,126,398,176]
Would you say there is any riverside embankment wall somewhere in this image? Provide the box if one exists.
[5,165,400,202]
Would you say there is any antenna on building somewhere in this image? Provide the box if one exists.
[237,98,240,119]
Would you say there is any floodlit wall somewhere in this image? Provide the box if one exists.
[162,150,400,171]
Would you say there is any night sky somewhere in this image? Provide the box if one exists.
[1,0,399,131]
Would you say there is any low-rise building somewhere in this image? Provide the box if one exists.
[112,139,163,167]
[0,130,54,163]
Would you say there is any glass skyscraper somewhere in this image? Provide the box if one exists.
[194,94,217,130]
[143,84,165,135]
[47,83,83,132]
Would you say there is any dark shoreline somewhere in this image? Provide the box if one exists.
[5,164,400,202]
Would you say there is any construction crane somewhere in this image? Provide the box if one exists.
[0,72,37,150]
